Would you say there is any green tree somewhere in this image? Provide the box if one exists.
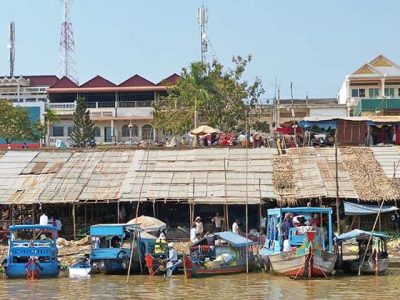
[0,100,33,144]
[153,55,264,135]
[69,97,95,147]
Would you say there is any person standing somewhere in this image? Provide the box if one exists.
[211,212,224,232]
[232,219,241,235]
[190,223,198,243]
[168,242,178,263]
[194,216,203,238]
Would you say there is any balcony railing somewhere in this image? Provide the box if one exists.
[119,100,154,107]
[48,103,76,110]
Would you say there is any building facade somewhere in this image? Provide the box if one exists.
[47,73,179,146]
[256,98,346,131]
[338,55,400,116]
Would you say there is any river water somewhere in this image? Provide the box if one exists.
[1,268,399,300]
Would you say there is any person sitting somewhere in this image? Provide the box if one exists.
[154,233,168,256]
[111,236,121,248]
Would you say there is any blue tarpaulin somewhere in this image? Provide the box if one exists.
[299,120,337,129]
[216,231,253,247]
[344,201,398,216]
[336,229,388,243]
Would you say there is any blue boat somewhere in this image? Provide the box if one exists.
[260,207,336,278]
[2,224,60,278]
[89,223,156,274]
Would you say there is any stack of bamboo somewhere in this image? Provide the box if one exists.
[340,147,400,201]
[272,156,298,204]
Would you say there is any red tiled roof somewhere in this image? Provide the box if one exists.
[25,75,59,86]
[158,73,180,86]
[119,74,155,87]
[49,76,79,89]
[80,75,116,88]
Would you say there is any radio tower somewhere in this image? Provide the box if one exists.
[8,22,15,77]
[58,0,78,84]
[198,5,208,64]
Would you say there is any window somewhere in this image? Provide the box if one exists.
[142,124,154,140]
[122,124,138,137]
[93,127,101,137]
[52,126,64,137]
[351,89,365,97]
[385,88,395,97]
[368,88,379,98]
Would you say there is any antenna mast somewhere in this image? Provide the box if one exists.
[8,22,15,77]
[59,0,78,84]
[198,5,208,64]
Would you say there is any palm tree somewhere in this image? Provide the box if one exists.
[45,108,60,147]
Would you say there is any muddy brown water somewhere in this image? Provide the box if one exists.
[1,268,399,299]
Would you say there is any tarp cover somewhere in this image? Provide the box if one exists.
[336,229,388,243]
[216,231,253,247]
[344,201,399,216]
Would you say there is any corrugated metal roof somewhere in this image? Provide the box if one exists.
[371,147,400,179]
[0,151,39,203]
[21,151,72,175]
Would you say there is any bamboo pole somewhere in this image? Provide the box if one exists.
[335,139,341,234]
[72,204,76,240]
[245,110,249,274]
[127,146,150,283]
[117,201,120,223]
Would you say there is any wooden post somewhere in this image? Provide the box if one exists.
[10,205,13,224]
[152,201,156,218]
[335,141,341,234]
[32,204,36,224]
[84,203,87,227]
[72,204,76,240]
[117,201,120,223]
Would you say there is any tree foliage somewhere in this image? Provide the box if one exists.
[0,100,34,144]
[153,55,264,135]
[69,97,95,147]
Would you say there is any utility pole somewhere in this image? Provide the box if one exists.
[8,22,15,77]
[290,82,298,147]
[59,0,78,84]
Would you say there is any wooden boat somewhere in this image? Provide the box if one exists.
[2,224,60,278]
[260,207,337,278]
[89,224,156,274]
[187,231,255,278]
[336,229,389,275]
[68,255,91,278]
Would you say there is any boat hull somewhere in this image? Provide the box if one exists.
[4,263,60,278]
[190,264,247,278]
[347,258,388,275]
[267,250,337,278]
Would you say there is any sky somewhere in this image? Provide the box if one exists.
[0,0,399,100]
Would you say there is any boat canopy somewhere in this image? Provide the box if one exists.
[344,201,398,216]
[90,223,141,237]
[267,207,333,216]
[336,229,388,243]
[215,231,253,247]
[9,224,58,232]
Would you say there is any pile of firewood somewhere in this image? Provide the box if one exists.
[340,147,400,201]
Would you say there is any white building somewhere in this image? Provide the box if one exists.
[338,55,400,116]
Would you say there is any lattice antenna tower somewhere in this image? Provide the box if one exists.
[8,22,15,77]
[59,0,78,84]
[198,5,208,64]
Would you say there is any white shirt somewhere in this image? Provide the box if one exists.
[169,248,178,262]
[212,216,224,228]
[195,221,203,235]
[190,227,198,243]
[55,219,62,231]
[232,222,239,234]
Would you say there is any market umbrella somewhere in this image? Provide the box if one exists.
[127,215,167,232]
[190,125,218,135]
